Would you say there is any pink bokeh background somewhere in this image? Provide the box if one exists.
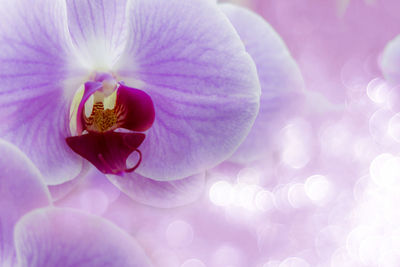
[56,1,400,266]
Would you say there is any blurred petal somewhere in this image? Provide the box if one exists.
[115,0,261,180]
[14,208,152,267]
[107,172,205,208]
[381,35,400,85]
[48,163,89,202]
[220,4,305,163]
[65,0,129,69]
[0,140,50,264]
[0,0,85,185]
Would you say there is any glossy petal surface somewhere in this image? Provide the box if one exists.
[14,208,152,267]
[65,0,128,69]
[381,35,400,85]
[220,4,304,163]
[0,0,84,185]
[115,0,261,180]
[107,172,205,208]
[0,140,50,264]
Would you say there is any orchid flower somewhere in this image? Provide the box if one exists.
[98,3,304,207]
[0,139,152,266]
[0,0,260,190]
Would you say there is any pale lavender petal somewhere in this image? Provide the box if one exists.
[0,140,50,264]
[381,35,400,85]
[14,208,152,267]
[48,162,89,202]
[220,4,305,163]
[107,172,205,208]
[65,0,128,69]
[0,0,86,185]
[115,0,261,180]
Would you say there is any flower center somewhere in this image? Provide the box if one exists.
[84,92,126,133]
[66,72,155,175]
[86,102,119,132]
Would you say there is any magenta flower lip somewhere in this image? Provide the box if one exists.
[66,131,146,175]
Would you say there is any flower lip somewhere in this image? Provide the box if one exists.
[66,132,145,175]
[67,73,155,175]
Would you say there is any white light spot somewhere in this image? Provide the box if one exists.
[273,184,292,211]
[369,108,396,145]
[279,257,310,267]
[305,175,333,205]
[181,258,206,267]
[255,190,275,212]
[346,226,374,260]
[280,119,312,169]
[166,220,194,248]
[359,235,383,265]
[370,153,400,188]
[366,77,390,104]
[236,184,261,210]
[209,181,234,207]
[288,183,311,208]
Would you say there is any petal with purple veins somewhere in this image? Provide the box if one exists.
[0,140,50,264]
[0,0,86,185]
[220,4,305,163]
[115,0,261,181]
[107,172,205,208]
[65,0,129,70]
[14,208,152,267]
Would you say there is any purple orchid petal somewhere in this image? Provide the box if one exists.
[0,140,50,264]
[0,0,85,185]
[65,0,128,70]
[107,172,205,208]
[115,0,261,181]
[220,4,305,163]
[48,162,89,202]
[14,208,152,267]
[381,35,400,85]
